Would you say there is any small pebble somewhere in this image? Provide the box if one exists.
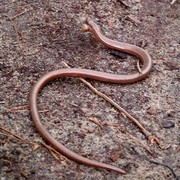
[176,54,180,59]
[110,153,119,162]
[110,50,127,59]
[162,120,175,128]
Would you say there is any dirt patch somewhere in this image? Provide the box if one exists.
[0,0,179,179]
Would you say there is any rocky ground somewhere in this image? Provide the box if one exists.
[0,0,179,179]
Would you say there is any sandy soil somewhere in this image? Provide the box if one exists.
[0,0,179,179]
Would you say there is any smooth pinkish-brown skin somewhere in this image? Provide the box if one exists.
[29,18,152,174]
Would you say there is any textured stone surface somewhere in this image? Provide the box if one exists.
[0,0,179,179]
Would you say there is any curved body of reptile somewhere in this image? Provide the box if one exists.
[29,18,152,174]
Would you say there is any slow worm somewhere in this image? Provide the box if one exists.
[29,18,152,174]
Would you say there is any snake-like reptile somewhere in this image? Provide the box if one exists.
[29,18,152,174]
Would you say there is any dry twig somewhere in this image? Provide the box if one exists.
[89,117,104,130]
[40,141,69,163]
[171,0,177,5]
[6,105,49,113]
[61,62,162,148]
[0,124,32,144]
[0,124,68,162]
[5,15,28,50]
[9,6,33,20]
[124,131,153,155]
[137,60,142,74]
[127,15,141,26]
[89,117,104,135]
